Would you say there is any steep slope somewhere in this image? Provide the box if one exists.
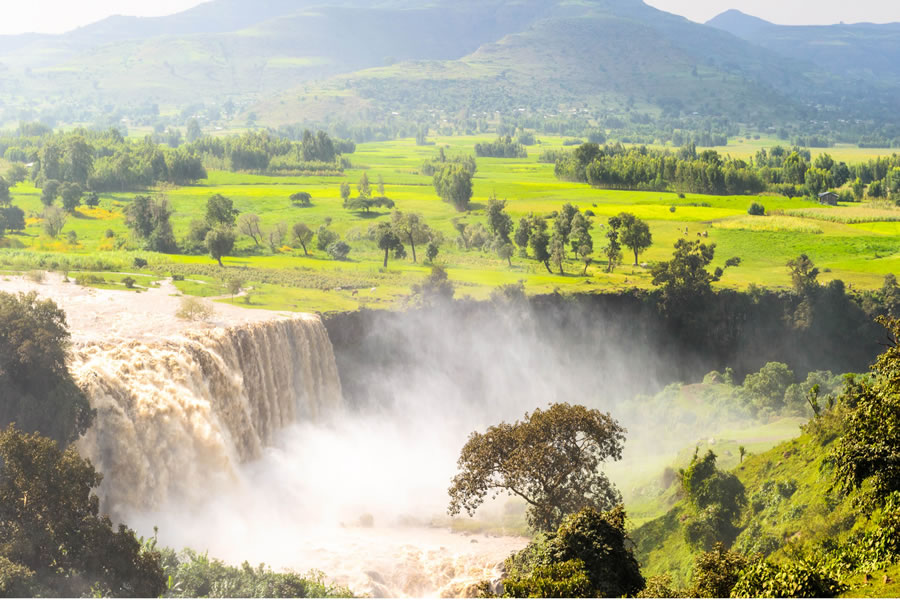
[256,0,821,126]
[708,10,900,85]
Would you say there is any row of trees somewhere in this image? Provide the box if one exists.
[555,141,900,200]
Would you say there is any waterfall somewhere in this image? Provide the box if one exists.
[72,314,343,516]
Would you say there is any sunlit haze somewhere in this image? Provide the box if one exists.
[0,0,898,35]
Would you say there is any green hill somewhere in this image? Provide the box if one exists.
[1,0,898,132]
[708,10,900,86]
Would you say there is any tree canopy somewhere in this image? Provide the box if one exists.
[448,403,626,532]
[0,426,166,597]
[0,292,93,444]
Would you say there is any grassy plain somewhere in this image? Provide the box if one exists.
[2,135,899,313]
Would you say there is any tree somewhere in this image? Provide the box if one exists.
[340,181,351,203]
[497,242,515,268]
[569,212,593,262]
[316,225,339,251]
[41,206,66,238]
[290,192,312,207]
[852,178,865,201]
[680,450,746,550]
[553,203,579,256]
[266,222,287,253]
[0,177,9,207]
[448,403,626,532]
[686,543,750,598]
[787,254,819,296]
[391,211,431,263]
[226,277,244,303]
[237,213,263,246]
[743,362,794,413]
[486,195,513,243]
[374,221,404,268]
[550,231,567,274]
[344,195,395,214]
[124,195,177,253]
[529,215,552,274]
[0,292,94,444]
[205,194,239,227]
[604,216,623,273]
[504,507,644,598]
[377,174,385,196]
[327,241,351,260]
[515,217,531,257]
[0,426,166,598]
[205,226,236,267]
[425,241,440,263]
[651,239,717,304]
[292,223,314,256]
[410,265,454,305]
[3,206,25,232]
[433,163,473,211]
[83,191,100,208]
[5,164,27,187]
[832,316,900,510]
[357,172,371,198]
[617,213,652,266]
[40,179,61,207]
[186,118,202,143]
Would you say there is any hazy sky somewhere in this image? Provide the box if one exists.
[0,0,897,35]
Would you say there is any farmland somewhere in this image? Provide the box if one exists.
[2,135,900,313]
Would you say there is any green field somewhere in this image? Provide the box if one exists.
[3,135,900,313]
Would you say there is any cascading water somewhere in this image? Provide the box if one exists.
[73,315,343,516]
[69,311,525,597]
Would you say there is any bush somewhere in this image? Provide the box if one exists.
[105,229,115,238]
[122,277,136,289]
[133,257,148,268]
[731,557,845,598]
[748,202,766,216]
[326,241,351,261]
[25,270,45,283]
[176,297,214,321]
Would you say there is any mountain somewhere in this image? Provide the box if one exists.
[0,0,897,132]
[707,10,900,85]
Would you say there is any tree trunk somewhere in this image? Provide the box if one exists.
[383,248,389,268]
[507,256,512,268]
[301,242,308,256]
[544,261,553,274]
[216,256,224,267]
[634,249,639,266]
[583,262,589,276]
[409,236,417,263]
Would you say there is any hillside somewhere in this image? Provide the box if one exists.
[707,10,900,86]
[0,0,898,133]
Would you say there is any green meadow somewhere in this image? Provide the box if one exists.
[3,135,900,313]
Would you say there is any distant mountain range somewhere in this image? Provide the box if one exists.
[0,0,896,132]
[707,9,900,86]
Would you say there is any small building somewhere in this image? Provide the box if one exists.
[818,191,839,206]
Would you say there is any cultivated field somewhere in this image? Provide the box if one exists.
[2,135,899,313]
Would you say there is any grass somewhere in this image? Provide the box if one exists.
[785,205,900,224]
[2,134,900,313]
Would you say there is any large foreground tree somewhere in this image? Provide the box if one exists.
[448,403,626,531]
[0,426,166,597]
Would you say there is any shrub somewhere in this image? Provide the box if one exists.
[105,229,115,238]
[25,270,45,283]
[122,277,136,289]
[748,202,766,216]
[326,241,351,261]
[133,257,148,268]
[731,557,845,598]
[176,297,214,321]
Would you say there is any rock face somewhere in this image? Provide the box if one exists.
[74,314,343,516]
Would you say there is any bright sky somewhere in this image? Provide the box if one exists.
[645,0,900,25]
[0,0,897,35]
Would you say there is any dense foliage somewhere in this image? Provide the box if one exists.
[0,292,93,444]
[502,507,644,598]
[448,403,625,532]
[0,426,166,597]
